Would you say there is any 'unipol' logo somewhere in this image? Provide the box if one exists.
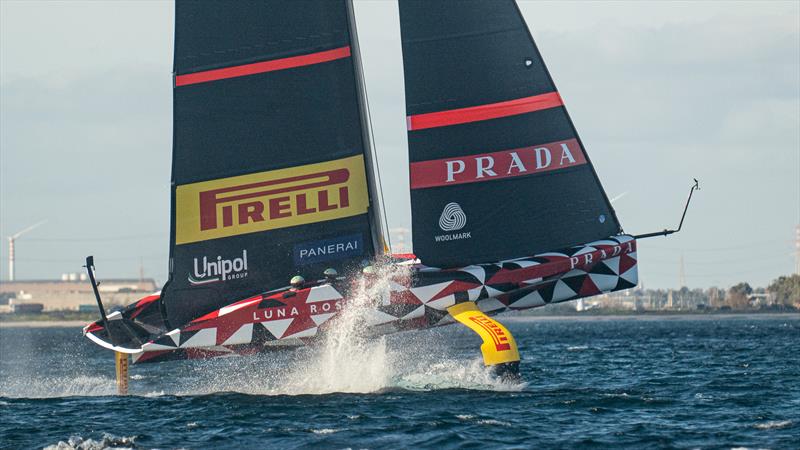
[439,202,467,231]
[189,249,248,285]
[174,155,370,244]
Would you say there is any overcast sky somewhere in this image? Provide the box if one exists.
[1,0,798,289]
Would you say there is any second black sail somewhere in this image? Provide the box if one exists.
[399,0,621,268]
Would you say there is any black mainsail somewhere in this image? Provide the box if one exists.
[162,0,382,327]
[399,0,620,268]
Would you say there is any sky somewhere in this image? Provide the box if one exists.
[1,0,798,289]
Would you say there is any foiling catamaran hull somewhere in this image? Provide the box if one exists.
[85,235,637,365]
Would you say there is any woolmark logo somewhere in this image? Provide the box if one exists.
[189,250,249,286]
[439,202,467,231]
[435,202,471,242]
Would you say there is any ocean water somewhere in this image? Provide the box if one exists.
[1,315,798,449]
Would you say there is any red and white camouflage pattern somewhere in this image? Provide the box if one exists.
[84,235,638,364]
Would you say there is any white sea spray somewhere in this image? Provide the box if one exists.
[0,374,116,398]
[175,263,524,395]
[43,433,136,450]
[753,420,792,430]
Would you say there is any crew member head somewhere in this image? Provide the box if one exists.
[323,268,338,283]
[290,275,305,290]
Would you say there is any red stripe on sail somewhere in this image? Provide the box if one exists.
[409,138,586,189]
[406,92,563,131]
[175,46,352,87]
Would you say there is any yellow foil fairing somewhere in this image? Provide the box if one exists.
[447,301,520,367]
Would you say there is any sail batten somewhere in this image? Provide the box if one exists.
[175,46,352,87]
[407,92,563,131]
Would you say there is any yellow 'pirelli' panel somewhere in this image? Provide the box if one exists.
[175,155,369,244]
[447,301,520,366]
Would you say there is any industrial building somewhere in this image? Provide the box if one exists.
[0,274,158,313]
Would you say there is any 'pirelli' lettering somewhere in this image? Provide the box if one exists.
[175,155,369,244]
[468,315,512,351]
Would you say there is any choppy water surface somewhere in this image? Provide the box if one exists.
[1,315,798,449]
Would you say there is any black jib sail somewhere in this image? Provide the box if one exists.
[399,0,621,268]
[162,0,381,328]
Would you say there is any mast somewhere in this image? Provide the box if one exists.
[345,0,388,255]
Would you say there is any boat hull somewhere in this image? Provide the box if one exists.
[84,235,638,364]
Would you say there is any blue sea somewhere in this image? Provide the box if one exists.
[1,315,798,449]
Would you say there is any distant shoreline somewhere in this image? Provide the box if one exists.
[505,312,800,322]
[1,313,798,328]
[0,320,88,328]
